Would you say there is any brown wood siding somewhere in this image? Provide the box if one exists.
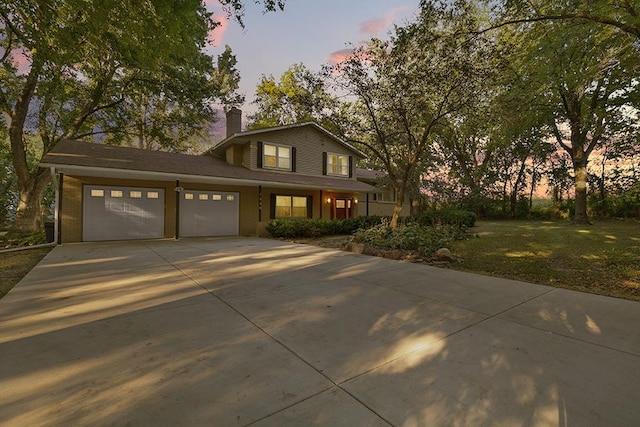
[246,127,360,179]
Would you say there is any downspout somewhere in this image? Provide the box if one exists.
[319,190,323,219]
[50,167,61,244]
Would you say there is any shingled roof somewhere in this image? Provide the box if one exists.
[40,140,374,193]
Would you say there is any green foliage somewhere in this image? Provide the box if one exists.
[589,183,640,219]
[218,0,286,28]
[1,0,245,232]
[353,223,465,258]
[415,209,477,228]
[329,1,500,228]
[1,230,46,248]
[248,63,339,131]
[0,141,17,227]
[266,216,384,238]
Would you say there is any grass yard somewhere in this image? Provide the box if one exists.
[0,248,52,299]
[450,220,640,301]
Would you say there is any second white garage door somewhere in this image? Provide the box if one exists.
[179,190,239,237]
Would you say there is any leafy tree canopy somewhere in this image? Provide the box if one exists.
[0,0,245,231]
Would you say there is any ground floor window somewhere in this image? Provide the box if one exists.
[272,195,312,219]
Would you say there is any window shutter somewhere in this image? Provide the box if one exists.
[291,147,297,172]
[349,156,354,178]
[307,196,313,219]
[269,193,276,219]
[322,152,327,175]
[257,141,263,169]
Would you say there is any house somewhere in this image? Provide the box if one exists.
[40,109,375,243]
[356,169,414,217]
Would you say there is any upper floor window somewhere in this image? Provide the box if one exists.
[326,153,350,176]
[263,143,291,171]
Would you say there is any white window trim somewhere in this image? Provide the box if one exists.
[326,152,350,177]
[262,142,292,172]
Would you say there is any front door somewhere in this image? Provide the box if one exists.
[335,199,347,219]
[333,198,354,220]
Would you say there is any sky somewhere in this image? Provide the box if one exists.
[203,0,420,116]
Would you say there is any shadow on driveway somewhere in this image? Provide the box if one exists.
[1,237,639,426]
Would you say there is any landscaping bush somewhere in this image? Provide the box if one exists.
[415,209,477,228]
[353,223,465,258]
[0,230,46,249]
[266,216,384,238]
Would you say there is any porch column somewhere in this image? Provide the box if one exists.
[175,180,181,240]
[366,193,369,216]
[258,185,263,222]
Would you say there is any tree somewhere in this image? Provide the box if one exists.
[219,0,286,28]
[95,45,244,153]
[496,0,640,40]
[505,15,639,223]
[433,111,499,216]
[248,63,338,130]
[0,0,240,232]
[330,1,500,228]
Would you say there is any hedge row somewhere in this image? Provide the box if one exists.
[265,208,477,239]
[266,216,384,238]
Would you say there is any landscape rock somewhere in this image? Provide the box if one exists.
[351,243,365,254]
[383,249,403,260]
[434,248,455,262]
[363,245,380,257]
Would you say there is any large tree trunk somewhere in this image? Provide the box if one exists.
[572,159,590,224]
[13,169,51,233]
[390,186,405,229]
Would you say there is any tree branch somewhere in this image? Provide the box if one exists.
[476,14,639,39]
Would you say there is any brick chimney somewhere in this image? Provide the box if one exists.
[226,107,242,137]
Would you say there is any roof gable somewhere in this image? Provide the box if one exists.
[210,122,367,159]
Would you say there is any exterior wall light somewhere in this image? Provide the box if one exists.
[326,197,332,204]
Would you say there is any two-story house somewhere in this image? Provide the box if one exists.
[40,108,374,243]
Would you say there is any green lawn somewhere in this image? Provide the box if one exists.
[0,248,52,299]
[449,220,640,301]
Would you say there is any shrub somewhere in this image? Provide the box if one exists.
[266,216,384,238]
[0,230,46,248]
[415,209,477,228]
[353,223,465,258]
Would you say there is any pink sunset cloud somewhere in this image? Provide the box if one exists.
[203,0,230,46]
[10,48,31,74]
[328,48,356,65]
[359,7,409,35]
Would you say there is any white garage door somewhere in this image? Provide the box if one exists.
[179,190,239,237]
[83,185,165,241]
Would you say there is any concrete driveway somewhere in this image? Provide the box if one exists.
[1,238,639,426]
